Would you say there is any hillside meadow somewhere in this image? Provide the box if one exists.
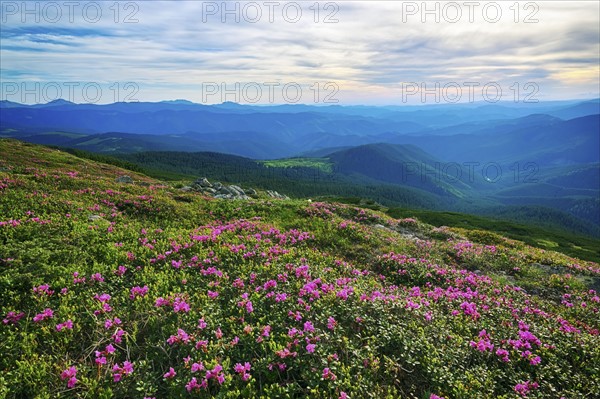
[1,139,599,399]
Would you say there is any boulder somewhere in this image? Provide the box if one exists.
[193,177,212,188]
[228,185,245,196]
[115,175,133,184]
[267,190,289,200]
[218,186,232,195]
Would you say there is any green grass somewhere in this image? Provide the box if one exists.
[387,208,600,262]
[261,157,333,173]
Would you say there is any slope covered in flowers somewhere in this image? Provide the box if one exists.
[1,139,599,399]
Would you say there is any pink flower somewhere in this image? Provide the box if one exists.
[122,361,134,374]
[186,377,201,392]
[112,361,134,382]
[261,325,272,337]
[191,362,204,373]
[33,308,54,322]
[306,344,316,353]
[3,311,25,325]
[470,339,494,352]
[173,297,190,313]
[327,316,336,330]
[340,392,349,399]
[60,366,78,388]
[33,284,54,296]
[495,348,510,362]
[94,293,111,303]
[207,290,219,299]
[56,319,73,331]
[129,285,149,299]
[322,367,336,381]
[514,381,539,396]
[275,293,287,302]
[529,356,541,365]
[303,321,315,333]
[164,367,176,379]
[234,362,252,381]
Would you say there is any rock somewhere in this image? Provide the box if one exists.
[374,224,390,231]
[193,177,212,188]
[88,215,102,222]
[183,180,264,201]
[228,185,245,196]
[218,186,232,195]
[267,190,289,200]
[115,175,133,184]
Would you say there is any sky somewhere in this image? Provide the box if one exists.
[1,0,599,105]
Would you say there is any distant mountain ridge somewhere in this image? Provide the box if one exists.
[2,98,598,161]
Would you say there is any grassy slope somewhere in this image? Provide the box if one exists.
[1,139,599,399]
[112,150,600,239]
[261,158,334,173]
[386,208,600,263]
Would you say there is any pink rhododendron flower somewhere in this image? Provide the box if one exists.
[3,311,25,325]
[322,367,336,380]
[60,366,78,388]
[164,367,176,379]
[33,308,54,322]
[56,319,73,331]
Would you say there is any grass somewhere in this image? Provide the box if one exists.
[386,208,600,262]
[260,157,333,173]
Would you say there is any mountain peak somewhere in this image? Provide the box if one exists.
[161,99,195,105]
[44,99,76,106]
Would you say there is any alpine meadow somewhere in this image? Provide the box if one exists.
[1,1,599,399]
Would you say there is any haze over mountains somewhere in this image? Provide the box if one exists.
[1,98,598,160]
[2,98,599,232]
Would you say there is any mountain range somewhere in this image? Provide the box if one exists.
[1,98,599,231]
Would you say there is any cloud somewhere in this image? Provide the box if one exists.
[1,1,598,104]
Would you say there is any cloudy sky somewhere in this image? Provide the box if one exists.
[1,1,599,104]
